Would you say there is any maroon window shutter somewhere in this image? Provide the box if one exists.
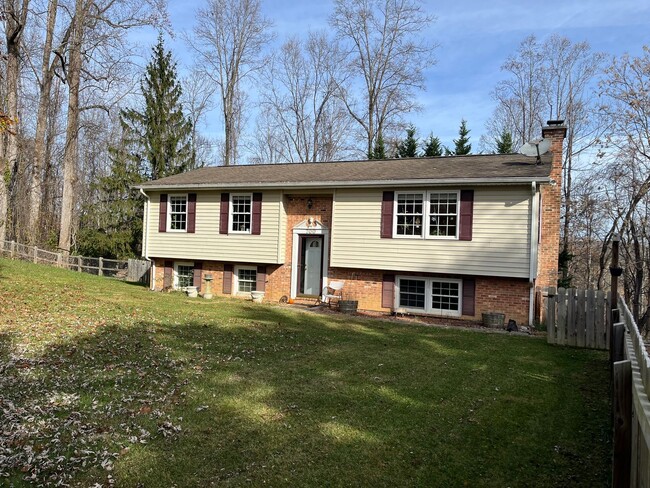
[187,193,197,233]
[223,264,233,294]
[382,274,395,309]
[381,191,394,238]
[252,192,262,235]
[159,194,168,232]
[193,261,202,292]
[459,190,474,241]
[220,193,230,234]
[256,265,266,292]
[462,278,475,316]
[163,260,173,288]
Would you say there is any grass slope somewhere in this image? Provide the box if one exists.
[0,258,610,487]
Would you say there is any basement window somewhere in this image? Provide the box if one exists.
[396,276,461,316]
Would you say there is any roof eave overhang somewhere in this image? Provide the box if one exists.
[135,177,551,191]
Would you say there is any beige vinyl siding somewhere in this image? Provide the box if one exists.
[331,187,532,278]
[147,190,284,264]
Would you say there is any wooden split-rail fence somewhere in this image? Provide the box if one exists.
[0,239,150,284]
[545,286,609,350]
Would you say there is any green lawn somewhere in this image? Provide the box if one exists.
[0,258,610,487]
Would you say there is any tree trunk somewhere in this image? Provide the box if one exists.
[27,0,59,245]
[0,0,29,243]
[58,0,86,252]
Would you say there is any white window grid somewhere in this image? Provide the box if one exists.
[398,278,426,309]
[168,194,188,232]
[174,262,194,289]
[431,280,460,312]
[234,266,257,294]
[429,192,458,237]
[395,193,424,237]
[231,194,252,233]
[396,276,462,316]
[394,190,460,239]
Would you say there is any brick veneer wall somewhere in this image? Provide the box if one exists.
[268,194,334,301]
[537,124,567,290]
[329,267,531,325]
[152,257,531,324]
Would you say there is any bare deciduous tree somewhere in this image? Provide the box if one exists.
[257,32,352,163]
[181,69,217,167]
[330,0,436,158]
[483,34,604,286]
[482,35,546,151]
[58,0,166,252]
[189,0,272,166]
[27,0,69,245]
[0,0,30,243]
[596,46,650,327]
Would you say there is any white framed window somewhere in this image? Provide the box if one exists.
[168,194,188,232]
[395,192,424,237]
[429,192,458,238]
[396,276,462,317]
[174,261,194,289]
[230,194,252,233]
[394,190,459,239]
[234,265,257,294]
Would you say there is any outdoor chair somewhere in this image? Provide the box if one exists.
[321,280,345,307]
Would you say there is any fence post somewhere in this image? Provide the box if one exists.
[612,359,632,488]
[57,253,63,268]
[610,234,623,362]
[10,240,16,259]
[612,323,626,364]
[98,257,103,276]
[77,256,82,272]
[33,246,38,263]
[546,287,556,344]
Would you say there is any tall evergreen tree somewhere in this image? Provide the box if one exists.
[451,119,472,155]
[422,133,443,156]
[121,35,194,180]
[369,133,387,159]
[397,125,419,158]
[76,141,145,259]
[495,129,514,154]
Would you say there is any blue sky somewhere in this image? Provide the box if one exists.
[132,0,649,158]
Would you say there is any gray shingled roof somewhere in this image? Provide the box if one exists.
[136,153,553,190]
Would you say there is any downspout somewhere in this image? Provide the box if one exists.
[139,188,154,291]
[529,182,540,326]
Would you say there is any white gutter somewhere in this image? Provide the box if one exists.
[135,176,551,192]
[528,182,540,326]
[139,188,154,291]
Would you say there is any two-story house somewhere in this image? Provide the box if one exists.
[136,122,566,326]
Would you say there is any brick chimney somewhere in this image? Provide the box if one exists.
[536,120,567,291]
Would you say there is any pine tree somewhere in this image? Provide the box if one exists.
[397,125,419,158]
[121,35,194,180]
[369,133,387,159]
[451,119,472,155]
[495,129,514,154]
[76,141,145,258]
[422,133,443,156]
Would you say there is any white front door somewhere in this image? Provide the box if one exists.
[303,237,322,295]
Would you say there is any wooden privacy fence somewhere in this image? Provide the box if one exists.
[0,240,150,284]
[612,296,650,487]
[545,287,608,350]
